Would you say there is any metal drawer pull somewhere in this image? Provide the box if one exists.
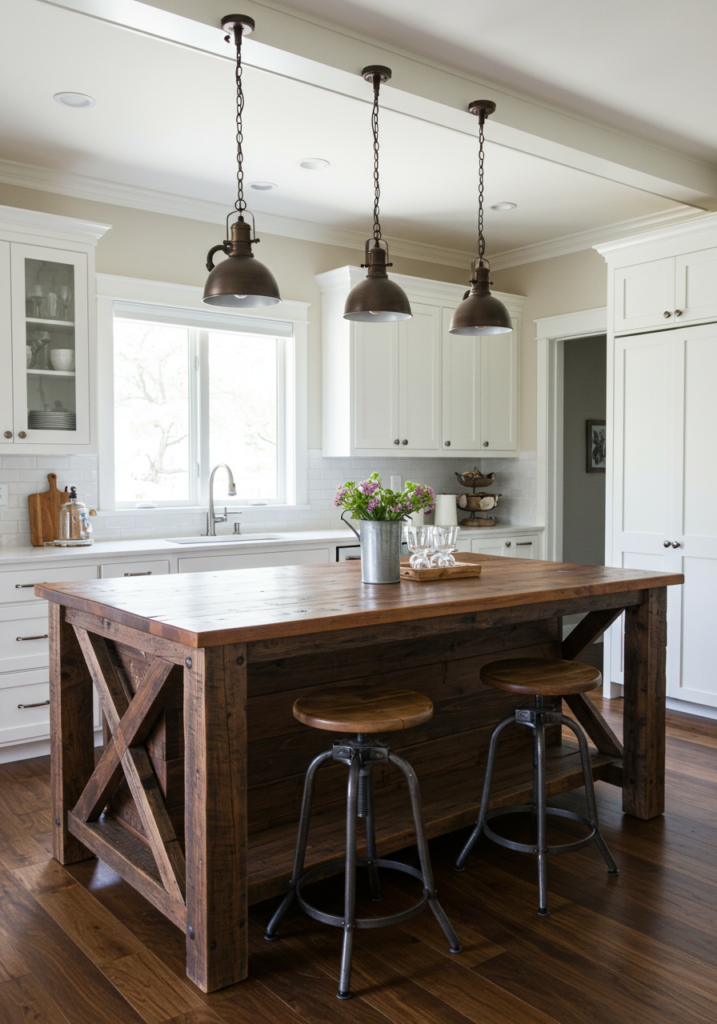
[516,541,533,546]
[15,583,37,588]
[17,700,50,709]
[16,634,49,642]
[124,571,153,576]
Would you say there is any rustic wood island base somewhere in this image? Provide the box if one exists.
[38,553,682,993]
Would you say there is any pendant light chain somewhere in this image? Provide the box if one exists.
[234,26,246,216]
[372,75,382,243]
[477,112,486,263]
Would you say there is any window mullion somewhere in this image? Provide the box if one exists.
[197,330,210,505]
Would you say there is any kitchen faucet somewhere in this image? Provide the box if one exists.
[207,464,239,536]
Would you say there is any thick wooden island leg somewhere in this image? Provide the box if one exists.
[49,603,96,863]
[623,587,667,819]
[184,644,248,993]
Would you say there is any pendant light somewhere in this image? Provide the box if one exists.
[203,15,280,308]
[344,66,411,322]
[450,101,512,335]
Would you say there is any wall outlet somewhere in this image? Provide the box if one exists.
[0,483,7,506]
[390,475,402,492]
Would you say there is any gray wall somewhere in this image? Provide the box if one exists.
[562,335,606,566]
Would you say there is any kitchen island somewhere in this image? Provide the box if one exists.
[38,553,682,992]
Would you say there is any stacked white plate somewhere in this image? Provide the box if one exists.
[28,410,76,431]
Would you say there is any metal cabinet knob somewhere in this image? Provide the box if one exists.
[663,311,672,318]
[483,441,489,447]
[394,439,400,445]
[675,309,682,317]
[671,541,681,548]
[402,439,408,445]
[18,431,26,439]
[3,431,11,438]
[663,540,671,547]
[444,440,451,447]
[505,541,511,547]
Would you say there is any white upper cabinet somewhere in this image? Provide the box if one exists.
[0,205,109,455]
[318,267,523,458]
[674,247,717,325]
[614,257,675,333]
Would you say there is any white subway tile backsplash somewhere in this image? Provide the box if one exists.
[0,449,538,546]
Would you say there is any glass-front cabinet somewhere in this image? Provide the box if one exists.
[9,244,90,445]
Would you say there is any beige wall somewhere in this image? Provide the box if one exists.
[0,182,608,452]
[493,247,608,450]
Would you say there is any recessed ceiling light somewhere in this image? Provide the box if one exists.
[249,181,277,191]
[53,92,95,108]
[300,158,330,170]
[490,202,517,211]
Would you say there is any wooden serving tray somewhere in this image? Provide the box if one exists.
[400,559,482,582]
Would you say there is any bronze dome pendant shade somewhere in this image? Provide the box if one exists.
[450,101,512,336]
[203,15,280,308]
[344,66,411,322]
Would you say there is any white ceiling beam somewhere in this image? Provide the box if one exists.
[40,0,717,209]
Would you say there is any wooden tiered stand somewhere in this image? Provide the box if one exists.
[38,553,682,993]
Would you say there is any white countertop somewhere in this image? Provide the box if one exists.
[0,523,542,567]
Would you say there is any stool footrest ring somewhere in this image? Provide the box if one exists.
[296,857,429,929]
[483,804,598,856]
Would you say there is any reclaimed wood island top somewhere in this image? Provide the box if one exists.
[39,554,682,993]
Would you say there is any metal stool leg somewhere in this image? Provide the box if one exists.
[389,752,462,953]
[561,715,619,876]
[362,766,382,901]
[455,713,514,871]
[337,754,361,1000]
[265,749,334,940]
[534,716,550,916]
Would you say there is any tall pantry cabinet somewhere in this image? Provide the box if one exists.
[598,216,717,711]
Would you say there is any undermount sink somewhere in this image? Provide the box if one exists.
[167,534,283,545]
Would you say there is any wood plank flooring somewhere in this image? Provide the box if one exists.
[0,694,715,1023]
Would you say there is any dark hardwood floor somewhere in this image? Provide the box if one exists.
[0,693,715,1024]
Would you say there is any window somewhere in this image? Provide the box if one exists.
[111,303,293,508]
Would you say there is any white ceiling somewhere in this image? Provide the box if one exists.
[0,0,694,259]
[276,0,717,163]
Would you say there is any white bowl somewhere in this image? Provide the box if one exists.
[50,349,75,372]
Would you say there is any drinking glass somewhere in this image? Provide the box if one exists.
[405,525,433,569]
[432,526,459,567]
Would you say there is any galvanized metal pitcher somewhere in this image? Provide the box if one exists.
[341,511,404,584]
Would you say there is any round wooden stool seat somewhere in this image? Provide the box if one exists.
[293,685,433,734]
[480,657,601,696]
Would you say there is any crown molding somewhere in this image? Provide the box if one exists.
[0,199,110,244]
[489,207,705,271]
[0,155,704,275]
[594,209,717,257]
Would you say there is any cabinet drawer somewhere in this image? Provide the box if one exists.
[512,534,540,558]
[178,547,331,574]
[0,564,97,604]
[100,559,170,579]
[0,608,49,672]
[0,679,51,746]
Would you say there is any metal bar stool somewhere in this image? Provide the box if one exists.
[455,658,618,916]
[265,685,462,999]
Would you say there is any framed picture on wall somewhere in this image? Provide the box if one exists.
[587,420,606,473]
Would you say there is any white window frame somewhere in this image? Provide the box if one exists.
[97,274,308,513]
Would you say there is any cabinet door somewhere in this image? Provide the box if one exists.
[608,330,678,686]
[668,325,717,707]
[441,308,480,451]
[480,326,518,452]
[398,302,440,450]
[10,243,90,445]
[674,247,717,325]
[353,320,399,449]
[0,242,13,442]
[613,258,675,333]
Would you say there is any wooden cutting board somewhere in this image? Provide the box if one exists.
[28,473,69,546]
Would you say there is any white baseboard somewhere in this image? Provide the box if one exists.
[0,729,103,764]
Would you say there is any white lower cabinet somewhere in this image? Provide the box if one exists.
[469,532,540,558]
[177,547,331,573]
[100,559,170,578]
